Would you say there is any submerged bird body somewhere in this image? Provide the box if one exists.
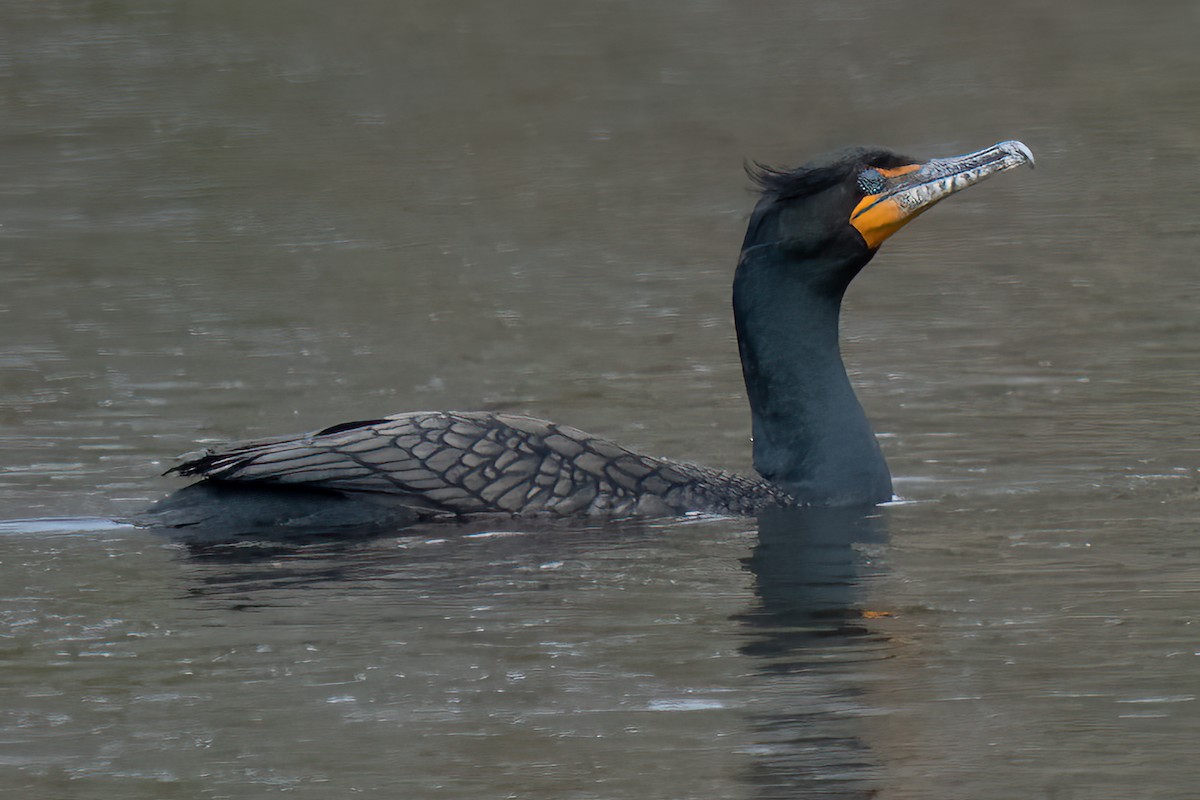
[148,141,1033,530]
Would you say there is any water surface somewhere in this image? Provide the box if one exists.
[2,2,1198,798]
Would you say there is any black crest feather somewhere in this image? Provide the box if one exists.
[746,147,915,200]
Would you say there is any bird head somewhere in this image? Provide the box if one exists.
[742,140,1035,292]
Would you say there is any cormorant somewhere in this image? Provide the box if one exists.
[142,141,1033,531]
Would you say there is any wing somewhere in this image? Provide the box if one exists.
[167,411,762,517]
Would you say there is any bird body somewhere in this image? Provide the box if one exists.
[146,140,1033,531]
[167,411,790,518]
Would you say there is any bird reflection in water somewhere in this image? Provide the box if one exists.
[738,505,892,799]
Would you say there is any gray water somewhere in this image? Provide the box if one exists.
[2,2,1199,798]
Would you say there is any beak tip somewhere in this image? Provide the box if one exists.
[1001,139,1036,169]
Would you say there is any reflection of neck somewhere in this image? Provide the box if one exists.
[741,504,891,798]
[750,504,891,614]
[733,245,892,505]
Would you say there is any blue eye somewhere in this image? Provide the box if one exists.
[857,169,885,195]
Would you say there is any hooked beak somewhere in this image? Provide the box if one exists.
[850,140,1035,250]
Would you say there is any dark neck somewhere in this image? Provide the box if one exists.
[733,243,892,505]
